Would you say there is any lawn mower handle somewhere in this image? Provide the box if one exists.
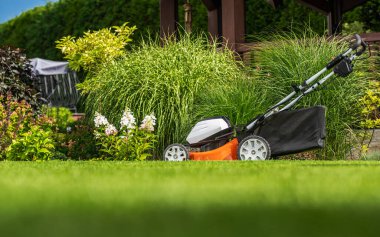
[326,34,367,69]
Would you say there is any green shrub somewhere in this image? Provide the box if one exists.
[43,106,75,132]
[0,93,37,158]
[57,119,98,160]
[0,93,65,161]
[0,46,40,109]
[80,34,246,153]
[5,125,55,161]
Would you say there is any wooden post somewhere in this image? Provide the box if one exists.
[327,0,342,35]
[202,0,222,41]
[208,9,220,39]
[160,0,178,38]
[221,0,245,50]
[184,1,192,33]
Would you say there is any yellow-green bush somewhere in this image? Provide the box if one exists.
[56,23,136,73]
[359,82,380,129]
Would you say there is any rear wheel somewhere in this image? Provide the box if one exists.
[163,144,189,161]
[238,135,271,160]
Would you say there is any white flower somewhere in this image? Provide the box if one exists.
[120,108,136,130]
[119,135,129,142]
[105,124,118,136]
[94,112,109,127]
[94,130,102,139]
[140,114,156,132]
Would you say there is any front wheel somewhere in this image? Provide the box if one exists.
[238,135,271,160]
[163,144,189,161]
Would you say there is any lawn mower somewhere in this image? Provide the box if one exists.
[163,34,368,161]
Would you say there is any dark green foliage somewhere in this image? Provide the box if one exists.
[1,0,379,60]
[0,0,159,60]
[343,0,380,32]
[360,0,380,32]
[0,46,40,109]
[246,0,326,36]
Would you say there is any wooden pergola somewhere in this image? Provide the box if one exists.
[160,0,370,53]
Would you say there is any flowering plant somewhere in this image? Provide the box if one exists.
[356,81,380,157]
[93,108,157,160]
[0,92,55,160]
[359,82,380,129]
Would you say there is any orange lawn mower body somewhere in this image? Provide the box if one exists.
[189,138,238,161]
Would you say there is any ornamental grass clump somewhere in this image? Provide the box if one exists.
[250,31,368,159]
[93,108,156,161]
[81,34,245,153]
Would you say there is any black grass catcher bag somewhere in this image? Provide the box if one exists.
[255,106,326,156]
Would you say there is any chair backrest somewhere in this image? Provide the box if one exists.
[37,71,80,112]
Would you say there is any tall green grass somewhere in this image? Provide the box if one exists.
[81,34,246,154]
[197,31,368,159]
[194,74,269,125]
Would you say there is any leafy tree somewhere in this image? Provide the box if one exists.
[0,0,379,60]
[0,0,159,60]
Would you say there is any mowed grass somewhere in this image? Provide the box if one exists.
[1,161,380,237]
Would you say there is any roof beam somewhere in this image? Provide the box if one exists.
[267,0,283,9]
[202,0,219,11]
[360,32,380,42]
[342,0,368,12]
[297,0,330,15]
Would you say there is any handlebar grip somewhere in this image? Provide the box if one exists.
[326,54,343,69]
[356,40,367,56]
[350,34,362,50]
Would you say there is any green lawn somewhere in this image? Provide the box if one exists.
[1,160,380,237]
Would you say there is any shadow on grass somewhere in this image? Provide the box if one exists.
[1,204,379,237]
